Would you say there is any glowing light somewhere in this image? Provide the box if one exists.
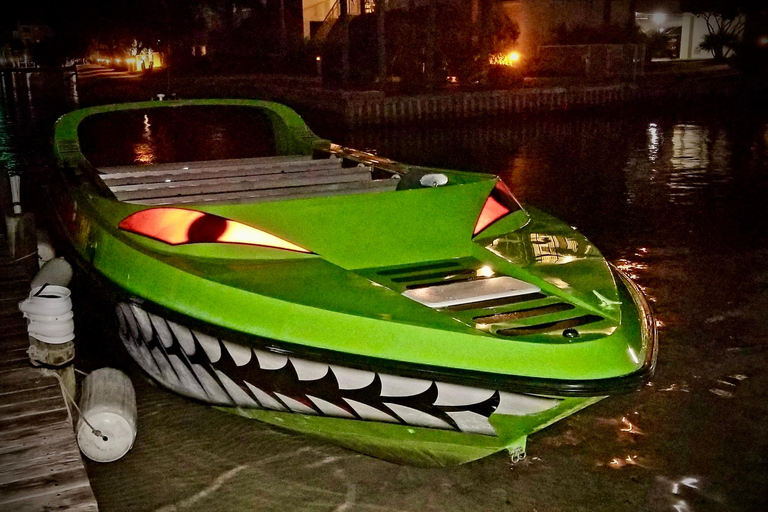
[119,208,311,252]
[316,55,321,61]
[489,51,522,67]
[652,12,667,24]
[757,35,768,46]
[476,266,495,278]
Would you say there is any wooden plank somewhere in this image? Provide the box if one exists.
[114,169,373,201]
[0,368,58,396]
[0,318,28,337]
[0,381,61,409]
[135,178,400,206]
[0,395,68,418]
[0,354,31,373]
[0,406,70,433]
[0,338,28,354]
[0,464,92,508]
[0,438,83,483]
[101,157,345,186]
[0,421,74,457]
[99,154,313,174]
[9,484,98,512]
[110,167,371,199]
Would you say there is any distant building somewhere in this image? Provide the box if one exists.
[14,23,53,46]
[636,12,733,60]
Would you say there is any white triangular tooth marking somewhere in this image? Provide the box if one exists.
[222,340,252,367]
[307,396,356,419]
[115,304,130,344]
[446,411,497,436]
[194,330,221,363]
[167,320,196,356]
[148,347,181,389]
[215,371,259,407]
[245,382,287,411]
[343,399,398,423]
[119,303,139,341]
[290,358,329,381]
[148,312,174,348]
[167,355,208,401]
[253,349,287,370]
[495,392,560,416]
[379,374,432,398]
[275,393,317,415]
[435,383,496,406]
[384,403,453,430]
[191,365,233,405]
[129,304,154,342]
[331,365,376,390]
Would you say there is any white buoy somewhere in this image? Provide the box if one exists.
[77,368,137,463]
[31,257,73,289]
[36,229,56,267]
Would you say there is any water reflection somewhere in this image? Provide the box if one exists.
[133,114,157,165]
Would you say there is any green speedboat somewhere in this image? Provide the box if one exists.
[50,99,656,466]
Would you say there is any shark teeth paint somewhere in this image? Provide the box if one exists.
[116,302,562,435]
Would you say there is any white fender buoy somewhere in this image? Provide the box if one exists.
[419,173,449,187]
[31,257,73,289]
[36,229,55,267]
[77,368,137,463]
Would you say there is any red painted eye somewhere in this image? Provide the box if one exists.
[119,208,311,253]
[473,181,522,236]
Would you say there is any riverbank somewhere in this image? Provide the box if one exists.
[74,60,756,127]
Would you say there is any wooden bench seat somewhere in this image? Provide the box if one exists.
[97,155,399,205]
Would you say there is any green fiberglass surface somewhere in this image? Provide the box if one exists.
[53,99,655,389]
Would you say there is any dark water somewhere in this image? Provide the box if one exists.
[79,106,276,167]
[3,76,768,511]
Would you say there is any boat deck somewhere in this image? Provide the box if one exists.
[98,155,400,205]
[0,253,99,511]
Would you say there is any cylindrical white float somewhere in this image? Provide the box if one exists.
[77,368,138,463]
[31,257,74,289]
[36,229,55,268]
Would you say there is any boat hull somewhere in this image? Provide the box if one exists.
[116,299,603,466]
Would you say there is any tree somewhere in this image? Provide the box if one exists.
[682,0,746,60]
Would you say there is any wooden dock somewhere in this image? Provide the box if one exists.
[0,252,98,510]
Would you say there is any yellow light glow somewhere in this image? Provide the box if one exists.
[489,51,522,67]
[476,266,495,278]
[116,58,122,63]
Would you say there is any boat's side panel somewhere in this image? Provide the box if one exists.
[116,300,601,465]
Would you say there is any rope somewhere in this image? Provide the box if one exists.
[51,371,109,442]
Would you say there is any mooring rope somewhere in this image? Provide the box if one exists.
[51,370,109,442]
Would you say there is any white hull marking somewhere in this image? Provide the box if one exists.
[194,330,221,363]
[290,358,329,381]
[496,392,560,416]
[253,349,287,370]
[222,340,252,367]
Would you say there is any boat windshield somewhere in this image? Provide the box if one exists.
[78,106,277,168]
